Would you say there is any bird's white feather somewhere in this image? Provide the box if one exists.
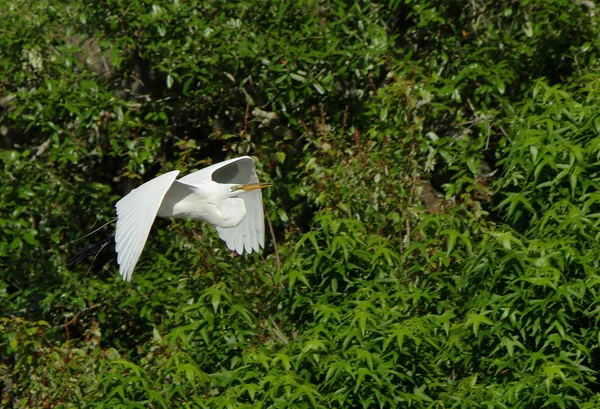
[114,156,266,282]
[178,156,265,255]
[177,156,252,186]
[214,172,265,255]
[115,171,180,282]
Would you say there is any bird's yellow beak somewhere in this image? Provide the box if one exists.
[232,182,272,192]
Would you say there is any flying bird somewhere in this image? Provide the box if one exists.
[114,156,270,282]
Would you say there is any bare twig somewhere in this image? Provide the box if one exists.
[270,319,289,344]
[86,237,112,275]
[66,218,116,245]
[63,304,102,328]
[264,205,280,271]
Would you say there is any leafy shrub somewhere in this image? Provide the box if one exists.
[3,0,600,408]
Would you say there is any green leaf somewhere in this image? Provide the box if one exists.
[211,290,221,312]
[22,232,36,245]
[466,310,494,336]
[290,73,306,83]
[313,83,325,94]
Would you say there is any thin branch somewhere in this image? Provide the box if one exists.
[270,319,289,344]
[66,218,117,246]
[264,205,280,271]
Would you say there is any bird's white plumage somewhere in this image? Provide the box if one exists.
[177,156,255,186]
[114,156,267,282]
[115,170,180,282]
[178,156,265,254]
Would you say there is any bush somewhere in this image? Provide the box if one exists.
[3,0,600,407]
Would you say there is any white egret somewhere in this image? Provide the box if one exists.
[115,156,270,282]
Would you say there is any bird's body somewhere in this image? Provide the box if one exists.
[155,179,246,227]
[114,156,269,282]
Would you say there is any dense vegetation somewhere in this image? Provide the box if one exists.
[2,0,600,407]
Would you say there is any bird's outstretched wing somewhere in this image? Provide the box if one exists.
[177,156,255,185]
[215,185,264,255]
[115,170,180,282]
[178,156,265,255]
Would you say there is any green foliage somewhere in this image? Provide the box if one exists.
[3,0,600,408]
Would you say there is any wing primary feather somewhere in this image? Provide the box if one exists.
[212,156,266,256]
[117,208,145,281]
[114,170,179,281]
[118,197,152,280]
[124,208,148,278]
